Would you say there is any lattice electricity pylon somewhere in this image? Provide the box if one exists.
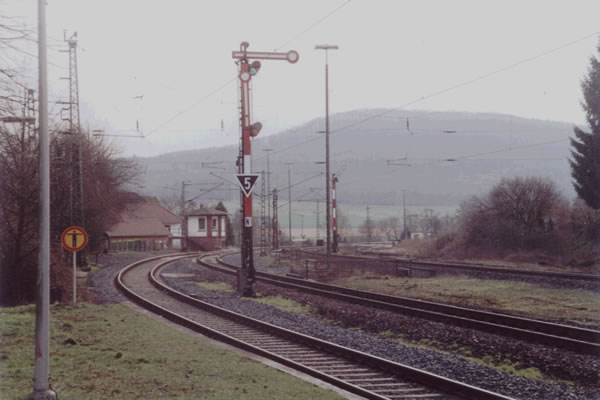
[272,188,279,250]
[25,88,36,140]
[59,31,84,227]
[259,170,267,256]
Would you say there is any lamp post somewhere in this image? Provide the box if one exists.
[315,44,338,260]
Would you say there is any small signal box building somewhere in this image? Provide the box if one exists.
[185,206,228,251]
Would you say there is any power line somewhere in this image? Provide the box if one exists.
[273,0,353,51]
[145,76,237,137]
[255,31,599,161]
[332,31,600,134]
[279,172,324,192]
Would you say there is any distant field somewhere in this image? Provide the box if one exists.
[0,303,345,400]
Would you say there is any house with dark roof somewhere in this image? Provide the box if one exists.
[104,197,182,252]
[184,206,228,251]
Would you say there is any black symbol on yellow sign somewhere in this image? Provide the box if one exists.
[61,226,88,252]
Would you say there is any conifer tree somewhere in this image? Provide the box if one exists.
[569,39,600,210]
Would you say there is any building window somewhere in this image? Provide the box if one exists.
[198,217,206,231]
[212,217,218,233]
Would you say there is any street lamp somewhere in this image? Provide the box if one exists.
[315,44,338,260]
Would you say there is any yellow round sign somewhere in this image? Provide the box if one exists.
[61,226,88,252]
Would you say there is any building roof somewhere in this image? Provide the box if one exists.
[106,215,170,238]
[186,206,228,216]
[105,201,182,238]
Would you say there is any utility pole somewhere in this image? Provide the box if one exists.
[402,189,408,240]
[315,44,338,259]
[272,188,279,250]
[180,181,191,251]
[29,1,56,398]
[293,213,305,237]
[232,42,298,296]
[366,205,372,242]
[315,200,321,242]
[259,170,267,256]
[262,148,273,247]
[286,162,293,246]
[331,165,346,253]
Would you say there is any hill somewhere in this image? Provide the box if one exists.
[134,109,576,210]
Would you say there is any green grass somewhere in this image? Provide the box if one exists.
[0,303,345,400]
[378,331,553,383]
[195,281,235,293]
[250,295,311,315]
[334,275,600,325]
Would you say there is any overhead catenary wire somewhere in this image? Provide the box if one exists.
[331,31,600,135]
[253,31,599,163]
[145,76,238,137]
[273,0,353,51]
[142,1,354,139]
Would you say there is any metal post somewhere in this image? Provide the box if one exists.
[325,62,331,255]
[232,42,298,295]
[332,173,338,252]
[29,1,57,398]
[315,44,338,264]
[180,181,190,251]
[263,148,273,247]
[72,252,77,304]
[286,162,293,245]
[402,189,407,240]
[272,189,279,250]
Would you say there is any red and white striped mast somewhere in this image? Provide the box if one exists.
[232,42,298,296]
[332,165,346,253]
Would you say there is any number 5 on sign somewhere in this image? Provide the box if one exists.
[235,174,260,197]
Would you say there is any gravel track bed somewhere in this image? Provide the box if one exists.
[221,254,599,330]
[343,253,599,291]
[161,258,599,400]
[86,251,168,304]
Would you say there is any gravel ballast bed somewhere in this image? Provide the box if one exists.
[160,259,599,400]
[87,251,167,304]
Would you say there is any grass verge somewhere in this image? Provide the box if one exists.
[376,331,565,385]
[0,303,345,400]
[250,295,311,315]
[333,275,600,326]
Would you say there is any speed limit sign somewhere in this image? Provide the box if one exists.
[235,174,260,197]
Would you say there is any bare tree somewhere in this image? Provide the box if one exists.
[421,208,442,236]
[376,216,402,242]
[335,206,352,240]
[456,176,564,253]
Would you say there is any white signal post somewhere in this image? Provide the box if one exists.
[232,42,298,296]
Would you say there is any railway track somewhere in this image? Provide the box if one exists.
[200,254,600,355]
[115,253,514,400]
[295,248,600,282]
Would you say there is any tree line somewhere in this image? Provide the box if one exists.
[0,19,139,305]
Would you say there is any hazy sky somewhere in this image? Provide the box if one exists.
[5,0,600,157]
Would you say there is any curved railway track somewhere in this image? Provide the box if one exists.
[115,253,514,400]
[200,254,600,355]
